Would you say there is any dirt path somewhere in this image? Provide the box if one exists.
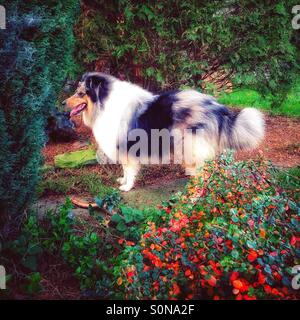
[236,115,300,167]
[34,177,189,215]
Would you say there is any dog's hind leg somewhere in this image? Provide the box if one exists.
[184,134,215,176]
[119,163,140,192]
[117,164,128,185]
[184,164,197,176]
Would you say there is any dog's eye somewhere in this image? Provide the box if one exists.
[78,92,85,98]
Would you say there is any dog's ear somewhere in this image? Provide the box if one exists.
[80,72,89,82]
[85,75,102,103]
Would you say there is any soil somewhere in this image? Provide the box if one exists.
[236,115,300,167]
[43,117,94,164]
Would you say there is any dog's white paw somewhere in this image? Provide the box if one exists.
[119,184,133,192]
[185,167,197,176]
[117,177,126,184]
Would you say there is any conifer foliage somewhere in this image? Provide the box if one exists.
[0,0,79,237]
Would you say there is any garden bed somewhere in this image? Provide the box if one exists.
[3,154,299,300]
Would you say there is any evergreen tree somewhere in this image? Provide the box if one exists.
[0,0,79,238]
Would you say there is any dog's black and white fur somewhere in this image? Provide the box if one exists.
[65,72,265,191]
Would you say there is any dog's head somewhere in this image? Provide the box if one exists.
[63,72,112,117]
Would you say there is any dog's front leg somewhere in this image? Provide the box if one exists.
[119,164,140,192]
[96,148,111,164]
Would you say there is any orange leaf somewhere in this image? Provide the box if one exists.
[259,229,266,238]
[233,280,243,289]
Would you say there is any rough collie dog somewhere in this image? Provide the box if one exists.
[64,72,264,191]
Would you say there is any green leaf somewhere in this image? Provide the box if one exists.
[111,214,122,223]
[22,255,37,271]
[62,242,71,252]
[231,250,239,259]
[246,240,257,249]
[117,221,127,232]
[231,216,239,223]
[90,232,99,243]
[27,244,43,255]
[95,197,103,208]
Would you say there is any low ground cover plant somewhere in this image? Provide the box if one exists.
[117,154,300,300]
[3,154,299,299]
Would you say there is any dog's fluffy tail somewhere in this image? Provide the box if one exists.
[223,108,265,151]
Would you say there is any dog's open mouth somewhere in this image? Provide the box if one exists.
[70,103,87,117]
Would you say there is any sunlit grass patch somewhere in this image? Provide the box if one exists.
[219,82,300,117]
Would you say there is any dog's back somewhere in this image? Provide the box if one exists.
[126,89,264,161]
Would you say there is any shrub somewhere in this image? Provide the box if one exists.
[76,0,299,103]
[0,0,79,237]
[117,154,300,300]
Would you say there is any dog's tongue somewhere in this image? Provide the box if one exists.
[70,103,87,117]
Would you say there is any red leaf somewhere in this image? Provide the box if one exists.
[233,280,243,289]
[207,276,217,287]
[230,272,239,282]
[258,272,266,284]
[248,250,258,262]
[290,236,297,246]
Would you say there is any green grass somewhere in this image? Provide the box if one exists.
[218,82,300,117]
[37,171,115,197]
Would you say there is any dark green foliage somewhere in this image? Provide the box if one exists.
[110,206,158,240]
[94,189,122,213]
[76,0,299,103]
[0,0,79,237]
[9,198,122,296]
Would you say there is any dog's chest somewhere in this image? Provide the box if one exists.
[92,109,124,162]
